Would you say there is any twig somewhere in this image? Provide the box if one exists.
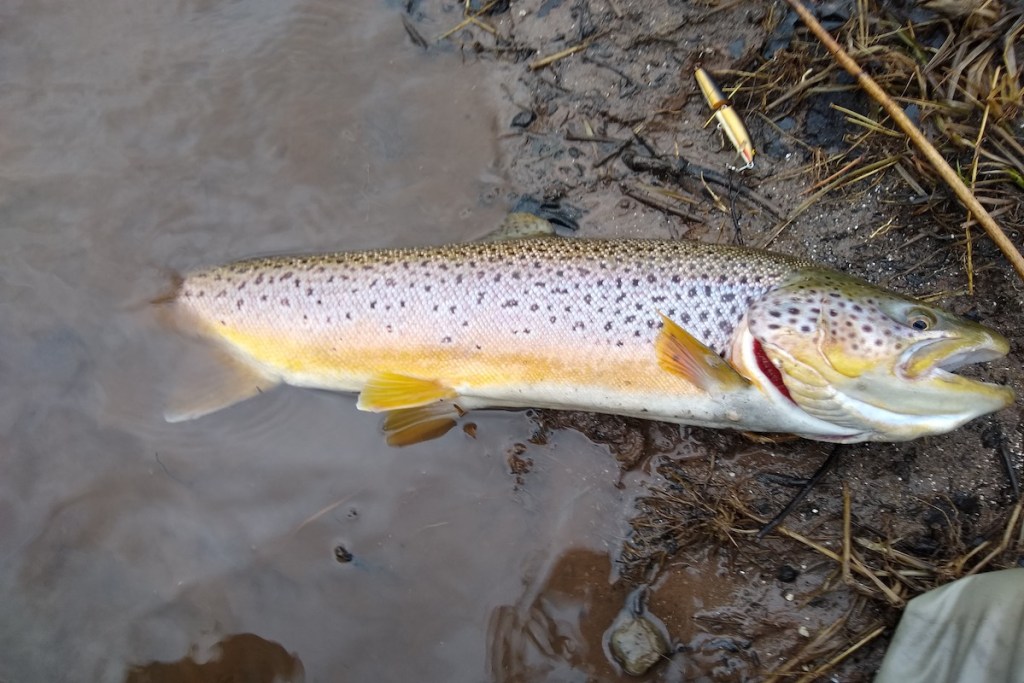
[620,184,702,223]
[783,0,1024,282]
[529,31,609,70]
[622,152,784,218]
[793,622,887,683]
[842,483,853,586]
[964,497,1023,576]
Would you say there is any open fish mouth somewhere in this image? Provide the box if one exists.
[900,335,1012,396]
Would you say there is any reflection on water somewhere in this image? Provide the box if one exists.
[0,0,636,681]
[125,633,304,683]
[488,548,766,682]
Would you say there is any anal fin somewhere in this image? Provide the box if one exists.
[357,372,458,412]
[655,314,749,392]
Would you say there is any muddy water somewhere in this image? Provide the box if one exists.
[0,1,641,680]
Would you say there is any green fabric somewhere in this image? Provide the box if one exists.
[875,569,1024,683]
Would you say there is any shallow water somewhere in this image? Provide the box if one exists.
[0,1,640,680]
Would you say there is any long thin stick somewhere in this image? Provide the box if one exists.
[784,0,1024,282]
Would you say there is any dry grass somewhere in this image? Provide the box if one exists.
[620,453,1023,680]
[737,0,1023,285]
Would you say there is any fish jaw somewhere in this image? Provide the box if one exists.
[742,269,1015,442]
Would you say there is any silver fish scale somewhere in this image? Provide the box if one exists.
[180,238,812,357]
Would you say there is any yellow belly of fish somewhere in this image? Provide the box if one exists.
[213,323,700,403]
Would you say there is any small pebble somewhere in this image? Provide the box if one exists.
[511,110,536,128]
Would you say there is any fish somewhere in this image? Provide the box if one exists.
[165,214,1014,445]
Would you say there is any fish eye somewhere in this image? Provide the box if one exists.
[907,308,936,331]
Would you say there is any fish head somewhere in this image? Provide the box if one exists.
[737,268,1014,441]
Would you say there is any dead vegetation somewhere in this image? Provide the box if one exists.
[738,0,1024,284]
[621,451,1023,679]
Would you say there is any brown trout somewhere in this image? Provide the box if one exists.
[167,215,1014,445]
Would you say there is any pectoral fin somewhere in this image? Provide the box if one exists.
[655,314,749,391]
[382,403,464,447]
[356,372,458,411]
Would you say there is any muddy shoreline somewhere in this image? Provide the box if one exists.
[409,0,1024,679]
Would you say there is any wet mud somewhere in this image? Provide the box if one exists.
[1,0,1021,682]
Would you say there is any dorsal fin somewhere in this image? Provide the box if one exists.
[476,212,558,242]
